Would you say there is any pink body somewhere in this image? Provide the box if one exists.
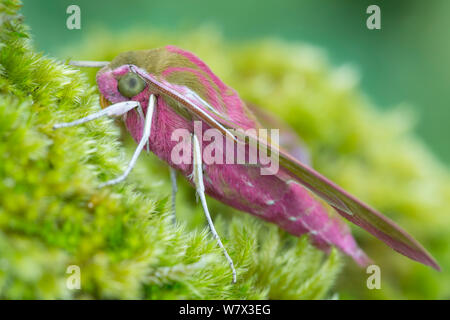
[96,46,369,265]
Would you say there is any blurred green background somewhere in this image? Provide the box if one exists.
[22,0,450,164]
[16,0,450,299]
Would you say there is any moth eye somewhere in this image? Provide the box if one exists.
[117,72,146,98]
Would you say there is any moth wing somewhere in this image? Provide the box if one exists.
[133,67,237,139]
[245,101,311,165]
[276,149,440,270]
[136,67,440,271]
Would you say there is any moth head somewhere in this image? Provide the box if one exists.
[69,57,149,109]
[96,64,149,110]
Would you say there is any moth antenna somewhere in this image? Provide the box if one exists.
[169,167,178,223]
[69,60,110,68]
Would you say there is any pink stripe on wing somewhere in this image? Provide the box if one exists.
[162,66,225,113]
[166,45,229,94]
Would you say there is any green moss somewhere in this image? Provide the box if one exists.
[0,0,341,299]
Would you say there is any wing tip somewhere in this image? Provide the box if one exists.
[414,251,441,271]
[332,207,441,272]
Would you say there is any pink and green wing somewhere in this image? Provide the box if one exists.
[134,46,440,271]
[277,151,440,270]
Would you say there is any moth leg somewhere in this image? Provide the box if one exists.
[134,105,150,152]
[53,101,139,129]
[99,95,156,188]
[191,133,237,284]
[169,167,177,223]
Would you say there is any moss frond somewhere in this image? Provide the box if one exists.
[0,0,341,299]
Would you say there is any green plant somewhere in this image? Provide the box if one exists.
[0,0,341,300]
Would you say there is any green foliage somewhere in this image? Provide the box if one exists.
[0,0,342,299]
[67,25,450,299]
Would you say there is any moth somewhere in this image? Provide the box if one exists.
[55,46,440,283]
